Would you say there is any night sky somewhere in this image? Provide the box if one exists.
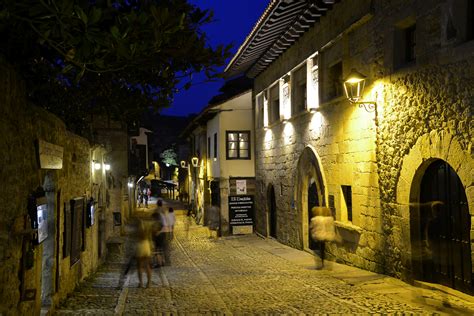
[160,0,268,117]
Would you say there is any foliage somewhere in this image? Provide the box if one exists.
[0,0,231,134]
[160,147,178,166]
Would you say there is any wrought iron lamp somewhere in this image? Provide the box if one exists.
[343,68,376,112]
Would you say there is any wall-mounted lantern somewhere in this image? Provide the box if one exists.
[180,160,188,168]
[343,68,376,112]
[191,157,199,168]
[103,163,111,171]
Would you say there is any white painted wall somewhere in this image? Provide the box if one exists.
[206,90,255,180]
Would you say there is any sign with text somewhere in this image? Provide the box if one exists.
[229,195,254,227]
[38,139,63,169]
[236,179,247,195]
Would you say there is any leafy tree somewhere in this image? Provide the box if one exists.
[0,0,231,134]
[160,147,178,167]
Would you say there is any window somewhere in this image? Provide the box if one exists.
[226,131,250,159]
[469,1,474,40]
[213,133,217,159]
[326,61,343,100]
[445,0,474,42]
[269,84,280,124]
[70,197,85,266]
[292,64,307,114]
[207,136,211,159]
[393,20,416,69]
[405,25,416,63]
[341,185,352,222]
[256,93,264,128]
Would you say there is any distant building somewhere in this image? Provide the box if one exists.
[182,77,255,235]
[226,0,473,294]
[129,127,152,177]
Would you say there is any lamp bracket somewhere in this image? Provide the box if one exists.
[350,101,377,113]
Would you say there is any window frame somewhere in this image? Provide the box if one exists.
[268,83,280,124]
[326,61,343,101]
[213,133,217,159]
[207,136,211,159]
[225,130,251,160]
[291,63,307,115]
[341,185,353,222]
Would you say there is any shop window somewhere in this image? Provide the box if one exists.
[226,131,250,160]
[269,84,280,124]
[292,63,307,115]
[341,185,352,222]
[325,61,342,101]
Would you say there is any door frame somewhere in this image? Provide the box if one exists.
[294,145,328,250]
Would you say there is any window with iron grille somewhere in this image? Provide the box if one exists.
[226,131,250,160]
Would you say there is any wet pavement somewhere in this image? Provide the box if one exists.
[54,199,474,315]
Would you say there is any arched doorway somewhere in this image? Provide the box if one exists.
[415,159,472,293]
[294,146,327,249]
[267,184,277,238]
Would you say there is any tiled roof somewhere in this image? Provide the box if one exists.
[225,0,338,78]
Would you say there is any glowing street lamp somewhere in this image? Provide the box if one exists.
[93,161,101,170]
[191,157,199,168]
[343,68,376,112]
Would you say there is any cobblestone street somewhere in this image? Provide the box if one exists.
[55,201,474,315]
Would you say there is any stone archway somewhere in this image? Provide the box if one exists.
[396,131,474,289]
[294,145,328,250]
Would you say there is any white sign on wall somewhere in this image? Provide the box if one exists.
[38,139,63,169]
[236,179,247,195]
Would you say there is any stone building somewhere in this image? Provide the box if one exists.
[0,63,129,314]
[225,0,473,294]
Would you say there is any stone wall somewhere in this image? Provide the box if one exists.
[376,64,474,277]
[252,0,473,279]
[0,63,104,315]
[253,0,383,272]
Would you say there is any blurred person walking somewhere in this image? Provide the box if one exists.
[310,206,336,269]
[159,206,174,265]
[144,188,149,208]
[135,218,152,288]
